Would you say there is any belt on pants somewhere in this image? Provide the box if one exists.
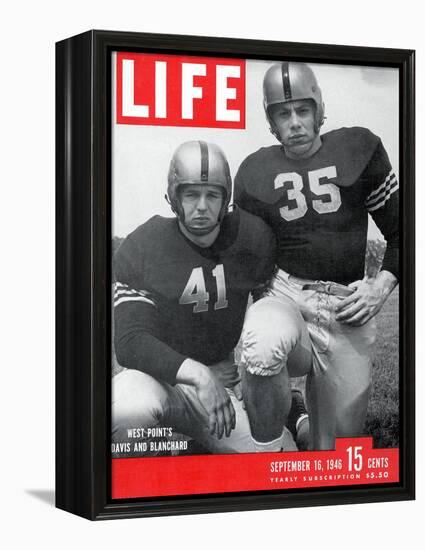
[288,275,354,297]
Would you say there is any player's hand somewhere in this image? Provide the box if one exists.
[196,367,236,438]
[335,272,397,326]
[176,359,236,439]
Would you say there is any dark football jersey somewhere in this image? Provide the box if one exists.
[234,127,399,284]
[114,208,276,384]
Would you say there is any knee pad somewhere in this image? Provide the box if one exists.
[240,297,305,377]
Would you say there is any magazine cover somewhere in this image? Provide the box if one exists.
[110,52,400,499]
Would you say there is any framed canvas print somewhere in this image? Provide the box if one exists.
[56,30,415,520]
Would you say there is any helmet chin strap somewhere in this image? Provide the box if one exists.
[269,124,281,142]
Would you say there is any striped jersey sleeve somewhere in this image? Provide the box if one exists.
[114,281,156,308]
[112,231,186,384]
[365,169,399,213]
[364,140,399,279]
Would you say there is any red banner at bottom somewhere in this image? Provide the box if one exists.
[111,437,399,499]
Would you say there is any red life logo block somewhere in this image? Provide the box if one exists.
[116,53,246,129]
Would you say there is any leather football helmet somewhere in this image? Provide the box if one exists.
[263,62,325,138]
[167,140,232,225]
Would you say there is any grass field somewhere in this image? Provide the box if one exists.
[365,286,399,448]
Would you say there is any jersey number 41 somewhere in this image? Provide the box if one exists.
[179,264,228,313]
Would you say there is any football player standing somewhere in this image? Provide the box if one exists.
[234,62,399,450]
[112,140,308,455]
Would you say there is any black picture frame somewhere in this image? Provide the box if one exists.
[56,29,415,520]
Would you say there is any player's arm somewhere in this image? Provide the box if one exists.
[114,236,186,384]
[115,293,236,438]
[114,286,187,385]
[336,141,399,326]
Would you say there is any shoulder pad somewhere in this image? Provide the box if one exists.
[237,207,275,247]
[236,145,290,203]
[321,127,381,186]
[129,215,171,242]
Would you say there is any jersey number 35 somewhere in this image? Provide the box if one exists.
[275,166,342,221]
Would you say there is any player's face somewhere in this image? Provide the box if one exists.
[270,99,321,159]
[179,184,224,232]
